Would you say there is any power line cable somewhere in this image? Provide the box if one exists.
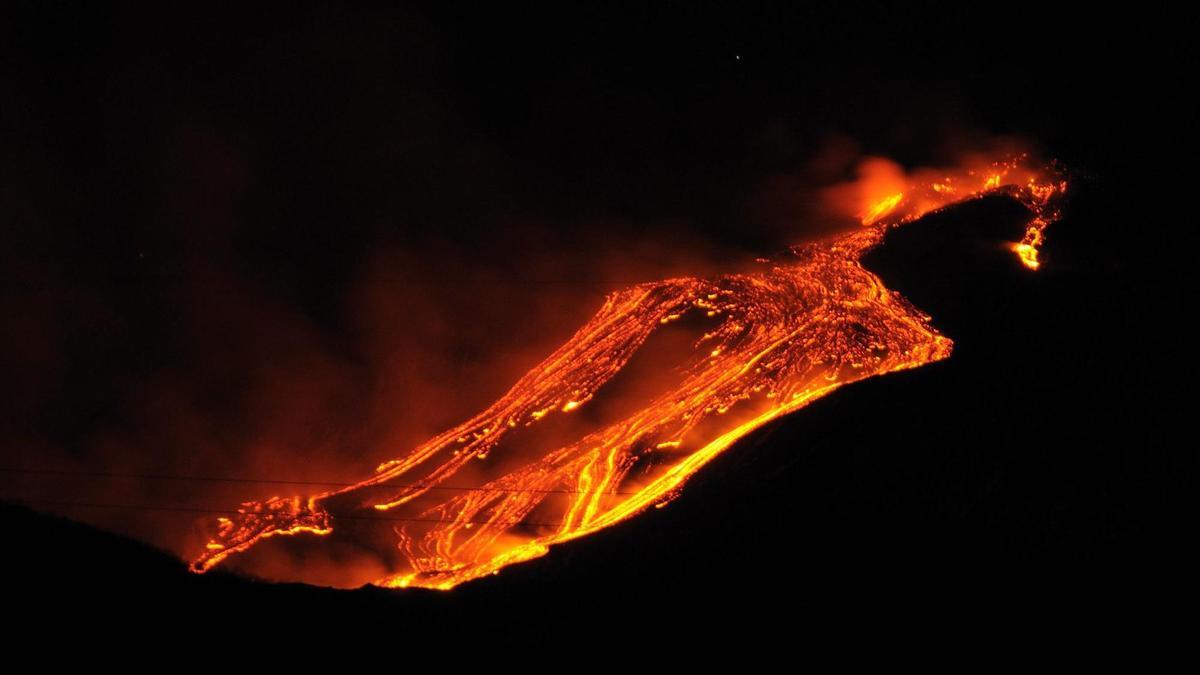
[0,466,640,496]
[6,497,601,529]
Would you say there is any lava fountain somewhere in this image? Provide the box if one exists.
[190,153,1067,589]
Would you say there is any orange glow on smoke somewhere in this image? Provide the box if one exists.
[849,157,909,225]
[190,153,1066,589]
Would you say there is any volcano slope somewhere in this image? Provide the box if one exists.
[3,184,1190,642]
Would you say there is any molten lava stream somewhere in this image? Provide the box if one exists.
[191,154,1066,589]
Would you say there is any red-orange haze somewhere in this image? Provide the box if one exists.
[189,151,1067,590]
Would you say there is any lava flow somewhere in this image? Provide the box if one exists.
[191,154,1066,589]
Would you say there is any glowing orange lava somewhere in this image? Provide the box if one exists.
[190,154,1066,589]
